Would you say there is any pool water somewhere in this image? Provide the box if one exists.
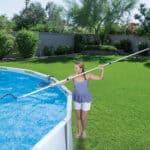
[0,70,67,149]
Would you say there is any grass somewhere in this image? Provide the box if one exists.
[0,55,150,150]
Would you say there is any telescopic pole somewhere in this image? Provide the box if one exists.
[20,48,150,98]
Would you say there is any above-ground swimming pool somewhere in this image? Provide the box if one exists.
[0,66,72,150]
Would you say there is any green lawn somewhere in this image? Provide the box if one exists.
[0,55,150,150]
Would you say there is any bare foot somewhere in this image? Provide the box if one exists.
[75,132,81,139]
[81,131,86,139]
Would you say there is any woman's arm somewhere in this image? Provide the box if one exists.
[59,75,74,85]
[86,65,104,80]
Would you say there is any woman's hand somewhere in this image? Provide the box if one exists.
[99,65,104,71]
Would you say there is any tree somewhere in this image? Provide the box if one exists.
[13,2,46,30]
[67,0,137,44]
[134,4,150,35]
[45,2,57,20]
[0,15,8,30]
[0,15,15,31]
[25,0,31,9]
[45,2,65,32]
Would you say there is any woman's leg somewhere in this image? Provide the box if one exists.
[81,102,91,139]
[81,110,88,139]
[75,110,82,138]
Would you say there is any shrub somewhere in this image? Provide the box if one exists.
[30,24,46,32]
[119,39,132,53]
[80,44,117,52]
[74,34,84,53]
[84,45,100,50]
[0,30,15,59]
[55,45,74,55]
[138,41,148,50]
[99,34,111,45]
[138,41,149,56]
[76,44,85,51]
[134,27,148,36]
[55,46,66,55]
[15,30,39,58]
[85,35,97,45]
[74,34,96,52]
[43,45,53,56]
[113,42,121,49]
[109,24,126,34]
[65,45,74,54]
[100,45,117,51]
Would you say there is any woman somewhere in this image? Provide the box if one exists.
[66,61,104,140]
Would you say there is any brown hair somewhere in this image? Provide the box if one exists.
[74,61,86,79]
